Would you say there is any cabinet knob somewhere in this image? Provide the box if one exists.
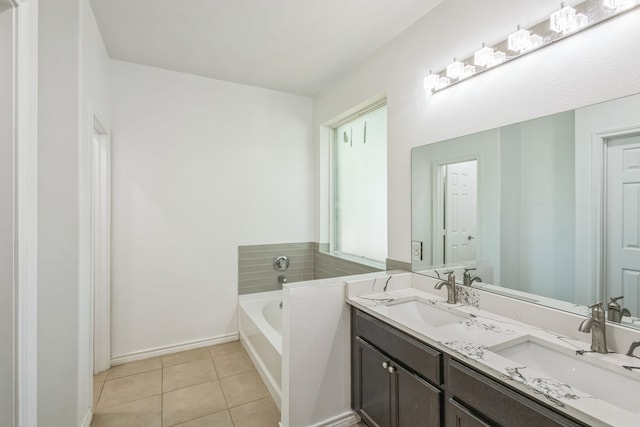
[387,365,396,373]
[382,361,389,369]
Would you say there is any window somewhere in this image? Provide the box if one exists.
[331,103,387,265]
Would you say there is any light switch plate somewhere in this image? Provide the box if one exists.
[411,241,423,260]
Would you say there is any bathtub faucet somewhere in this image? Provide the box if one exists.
[278,275,287,284]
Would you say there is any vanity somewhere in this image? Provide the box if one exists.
[346,273,640,427]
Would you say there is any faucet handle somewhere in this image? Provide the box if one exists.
[464,267,476,272]
[588,302,606,319]
[610,296,625,303]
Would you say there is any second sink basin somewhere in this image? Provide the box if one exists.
[374,299,468,328]
[492,337,640,413]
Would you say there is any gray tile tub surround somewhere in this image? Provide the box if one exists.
[238,243,314,295]
[313,249,381,279]
[238,242,388,295]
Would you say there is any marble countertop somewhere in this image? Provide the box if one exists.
[347,283,640,427]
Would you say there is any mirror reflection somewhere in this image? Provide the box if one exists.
[412,93,640,328]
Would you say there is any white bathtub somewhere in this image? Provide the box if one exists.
[238,290,283,409]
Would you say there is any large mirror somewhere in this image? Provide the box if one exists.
[412,92,640,329]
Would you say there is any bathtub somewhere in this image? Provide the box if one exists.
[238,290,283,409]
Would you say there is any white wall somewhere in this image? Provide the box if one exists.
[0,7,15,427]
[281,275,393,427]
[313,0,640,264]
[110,61,313,359]
[38,0,111,424]
[38,0,81,423]
[500,112,575,300]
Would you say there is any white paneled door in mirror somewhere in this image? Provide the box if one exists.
[606,135,640,317]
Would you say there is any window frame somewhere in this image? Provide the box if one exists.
[328,100,388,268]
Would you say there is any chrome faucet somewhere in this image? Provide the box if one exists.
[607,296,631,323]
[579,302,608,354]
[463,267,482,287]
[435,270,456,304]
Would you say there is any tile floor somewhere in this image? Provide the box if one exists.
[91,341,280,427]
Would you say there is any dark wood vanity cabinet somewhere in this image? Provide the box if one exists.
[351,307,587,427]
[352,309,442,427]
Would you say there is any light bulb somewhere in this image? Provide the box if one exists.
[446,58,465,79]
[551,3,589,34]
[551,3,577,33]
[424,71,440,91]
[474,44,495,67]
[508,26,533,53]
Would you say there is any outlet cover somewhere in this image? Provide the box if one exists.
[411,241,423,260]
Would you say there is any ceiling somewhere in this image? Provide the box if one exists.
[89,0,444,96]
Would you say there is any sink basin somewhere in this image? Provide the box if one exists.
[493,338,640,413]
[375,299,468,328]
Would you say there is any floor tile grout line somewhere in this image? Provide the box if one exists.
[94,390,163,412]
[103,365,163,382]
[226,395,275,410]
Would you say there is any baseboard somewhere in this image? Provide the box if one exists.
[111,333,239,365]
[79,408,92,427]
[308,411,360,427]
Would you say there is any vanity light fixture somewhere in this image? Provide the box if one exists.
[425,0,640,93]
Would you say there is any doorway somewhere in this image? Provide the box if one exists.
[91,117,111,374]
[434,160,478,264]
[605,134,640,317]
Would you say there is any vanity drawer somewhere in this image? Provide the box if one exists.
[447,358,585,427]
[353,308,442,385]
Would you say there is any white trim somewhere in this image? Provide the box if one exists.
[79,408,92,427]
[306,411,360,427]
[110,333,239,366]
[13,0,38,425]
[91,112,111,374]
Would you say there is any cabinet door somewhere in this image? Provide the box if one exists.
[395,364,441,427]
[447,398,491,427]
[354,337,392,427]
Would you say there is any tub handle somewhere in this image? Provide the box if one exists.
[273,255,289,272]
